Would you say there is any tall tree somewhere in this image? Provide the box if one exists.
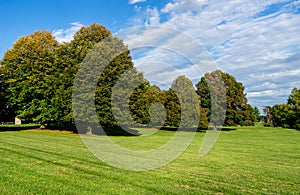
[72,34,149,133]
[1,31,59,124]
[52,24,112,127]
[196,70,252,126]
[163,75,200,129]
[163,89,181,127]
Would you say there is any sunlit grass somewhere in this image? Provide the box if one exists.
[0,126,299,194]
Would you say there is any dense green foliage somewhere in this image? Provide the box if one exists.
[168,75,199,128]
[1,31,59,124]
[196,70,257,126]
[0,69,14,122]
[0,23,260,130]
[271,88,300,129]
[0,24,147,130]
[0,127,299,194]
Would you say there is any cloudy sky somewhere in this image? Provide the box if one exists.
[1,0,299,112]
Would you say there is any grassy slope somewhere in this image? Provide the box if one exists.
[0,127,299,194]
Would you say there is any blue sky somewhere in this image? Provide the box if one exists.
[1,0,300,112]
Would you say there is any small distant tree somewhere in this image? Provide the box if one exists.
[252,106,260,122]
[263,106,273,127]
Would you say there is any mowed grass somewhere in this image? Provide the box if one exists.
[0,126,299,194]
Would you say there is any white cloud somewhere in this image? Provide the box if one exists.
[162,0,208,13]
[117,25,219,89]
[128,0,146,5]
[52,22,84,43]
[247,89,290,98]
[249,82,279,91]
[126,0,300,109]
[145,8,160,26]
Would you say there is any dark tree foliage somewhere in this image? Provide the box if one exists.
[0,67,15,122]
[272,103,293,128]
[287,88,300,129]
[271,87,300,129]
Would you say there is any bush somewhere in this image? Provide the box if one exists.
[264,122,273,127]
[241,120,255,126]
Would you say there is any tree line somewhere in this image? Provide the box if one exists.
[0,23,260,133]
[264,88,300,129]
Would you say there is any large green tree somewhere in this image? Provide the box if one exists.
[72,32,150,133]
[52,24,112,127]
[163,89,181,127]
[196,70,253,126]
[1,31,59,124]
[163,75,201,129]
[1,23,149,132]
[171,75,199,128]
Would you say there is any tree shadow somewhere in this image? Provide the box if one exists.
[46,124,140,136]
[159,126,237,132]
[0,124,40,132]
[220,127,237,131]
[46,123,77,133]
[94,126,140,136]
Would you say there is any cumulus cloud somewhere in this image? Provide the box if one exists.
[125,0,300,109]
[128,0,146,5]
[52,22,84,43]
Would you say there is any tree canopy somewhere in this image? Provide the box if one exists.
[271,88,300,129]
[0,23,262,132]
[1,31,59,124]
[196,70,256,126]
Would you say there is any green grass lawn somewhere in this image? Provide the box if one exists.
[0,126,299,194]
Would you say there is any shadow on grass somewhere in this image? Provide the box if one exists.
[69,125,140,136]
[0,124,40,132]
[160,126,236,132]
[221,127,237,131]
[100,127,140,136]
[3,123,141,136]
